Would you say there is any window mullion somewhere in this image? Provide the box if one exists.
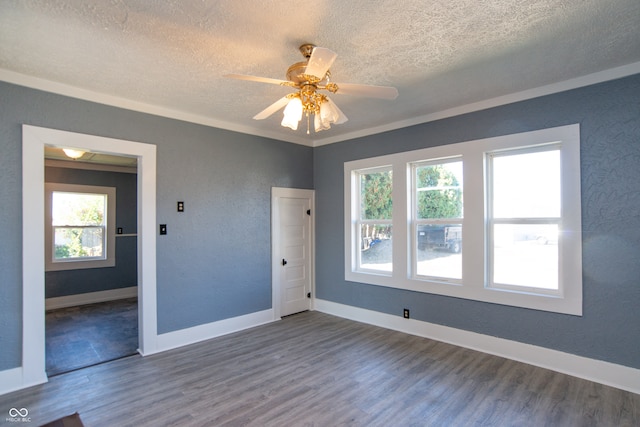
[462,151,485,291]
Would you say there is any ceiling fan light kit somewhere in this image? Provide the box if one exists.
[225,44,398,134]
[281,96,303,130]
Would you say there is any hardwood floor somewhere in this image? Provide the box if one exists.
[46,298,138,376]
[2,311,638,426]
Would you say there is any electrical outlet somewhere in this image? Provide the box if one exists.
[177,201,184,212]
[403,308,410,319]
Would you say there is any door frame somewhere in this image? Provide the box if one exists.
[21,125,158,389]
[271,187,315,319]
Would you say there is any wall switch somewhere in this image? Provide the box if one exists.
[159,224,167,235]
[177,201,184,212]
[403,308,410,319]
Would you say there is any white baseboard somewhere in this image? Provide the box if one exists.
[45,286,138,310]
[0,367,48,396]
[154,309,276,354]
[314,299,640,395]
[0,307,275,396]
[0,367,24,396]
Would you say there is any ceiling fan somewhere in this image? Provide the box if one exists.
[224,44,398,134]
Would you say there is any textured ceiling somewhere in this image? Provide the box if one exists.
[1,0,639,146]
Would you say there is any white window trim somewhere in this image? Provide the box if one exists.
[344,124,582,315]
[353,165,394,275]
[45,183,116,271]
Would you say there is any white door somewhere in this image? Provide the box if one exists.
[272,188,313,318]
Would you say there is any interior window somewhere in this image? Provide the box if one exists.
[45,183,116,271]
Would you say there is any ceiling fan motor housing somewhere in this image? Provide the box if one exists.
[286,62,330,85]
[299,43,315,59]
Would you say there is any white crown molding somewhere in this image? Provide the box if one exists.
[314,299,640,395]
[0,69,312,147]
[311,61,640,147]
[2,62,639,148]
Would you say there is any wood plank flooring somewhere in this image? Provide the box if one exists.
[1,311,638,426]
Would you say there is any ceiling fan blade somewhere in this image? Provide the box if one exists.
[224,74,289,86]
[305,47,337,80]
[334,82,398,100]
[253,96,291,120]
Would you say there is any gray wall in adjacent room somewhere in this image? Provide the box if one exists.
[0,81,313,370]
[45,166,138,298]
[314,74,640,369]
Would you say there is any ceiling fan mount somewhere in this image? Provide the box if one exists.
[298,43,315,59]
[224,44,398,134]
[286,44,331,86]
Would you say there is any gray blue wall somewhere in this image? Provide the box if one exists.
[0,81,313,370]
[45,166,138,298]
[314,73,640,370]
[2,74,639,374]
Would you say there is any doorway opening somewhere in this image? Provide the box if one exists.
[22,125,158,388]
[43,149,139,375]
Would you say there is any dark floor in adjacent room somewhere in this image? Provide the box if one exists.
[46,298,138,376]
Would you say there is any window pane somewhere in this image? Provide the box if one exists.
[492,150,560,218]
[54,227,105,259]
[416,162,463,219]
[360,170,392,220]
[493,224,558,290]
[359,224,392,272]
[416,224,462,279]
[52,192,106,226]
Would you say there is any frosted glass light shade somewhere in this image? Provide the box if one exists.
[314,98,348,132]
[281,97,303,130]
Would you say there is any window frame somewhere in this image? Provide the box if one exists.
[45,183,116,271]
[347,164,395,278]
[344,124,582,315]
[356,166,394,275]
[486,144,562,296]
[410,157,464,283]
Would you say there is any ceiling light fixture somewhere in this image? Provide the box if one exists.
[62,148,85,159]
[225,44,397,135]
[280,80,347,134]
